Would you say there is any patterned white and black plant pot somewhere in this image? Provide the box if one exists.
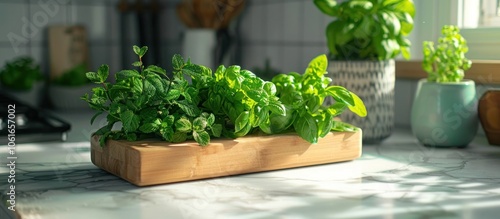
[327,60,395,143]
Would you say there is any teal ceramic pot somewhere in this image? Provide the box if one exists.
[411,79,478,147]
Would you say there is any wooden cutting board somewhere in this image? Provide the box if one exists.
[91,131,362,186]
[48,25,89,80]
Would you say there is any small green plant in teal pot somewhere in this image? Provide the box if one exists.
[411,25,478,147]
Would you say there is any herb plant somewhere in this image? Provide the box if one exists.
[83,46,367,146]
[0,57,43,91]
[271,54,367,143]
[314,0,415,60]
[53,63,91,86]
[422,25,472,83]
[82,46,224,146]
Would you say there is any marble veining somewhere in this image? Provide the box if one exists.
[2,130,500,219]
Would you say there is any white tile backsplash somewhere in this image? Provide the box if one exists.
[282,45,301,73]
[283,1,302,43]
[0,2,28,42]
[29,0,73,42]
[72,4,111,42]
[266,2,284,42]
[247,4,266,42]
[0,46,28,68]
[303,2,326,44]
[239,3,253,42]
[241,44,266,70]
[29,45,49,75]
[266,44,283,72]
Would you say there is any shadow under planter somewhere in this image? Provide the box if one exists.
[411,79,478,147]
[328,60,395,144]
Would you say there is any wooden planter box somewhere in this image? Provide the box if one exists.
[91,131,362,186]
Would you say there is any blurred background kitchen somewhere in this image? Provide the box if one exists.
[0,0,499,143]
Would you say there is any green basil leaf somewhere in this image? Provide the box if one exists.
[318,112,334,138]
[234,123,252,137]
[166,89,181,101]
[348,0,373,10]
[126,133,137,141]
[246,90,262,101]
[293,114,318,144]
[326,86,354,106]
[160,126,174,141]
[347,91,367,117]
[252,105,268,127]
[139,107,158,122]
[121,110,140,133]
[116,69,140,81]
[313,0,338,16]
[193,117,207,131]
[133,45,141,56]
[139,122,158,133]
[172,132,187,142]
[235,111,250,133]
[193,130,210,146]
[85,72,100,83]
[269,107,294,133]
[259,121,272,134]
[327,102,347,117]
[132,61,142,67]
[331,120,359,132]
[139,46,148,57]
[163,115,175,125]
[182,64,203,78]
[263,82,277,96]
[305,54,328,78]
[145,65,167,76]
[172,54,184,70]
[175,117,192,132]
[207,113,215,126]
[97,64,109,83]
[268,102,286,116]
[215,65,226,81]
[176,100,200,117]
[143,79,156,99]
[211,124,222,137]
[145,74,164,96]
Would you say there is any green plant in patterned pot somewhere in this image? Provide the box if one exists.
[314,0,415,143]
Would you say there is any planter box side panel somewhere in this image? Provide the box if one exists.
[91,131,362,186]
[91,136,141,183]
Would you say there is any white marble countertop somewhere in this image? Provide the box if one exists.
[2,125,500,219]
